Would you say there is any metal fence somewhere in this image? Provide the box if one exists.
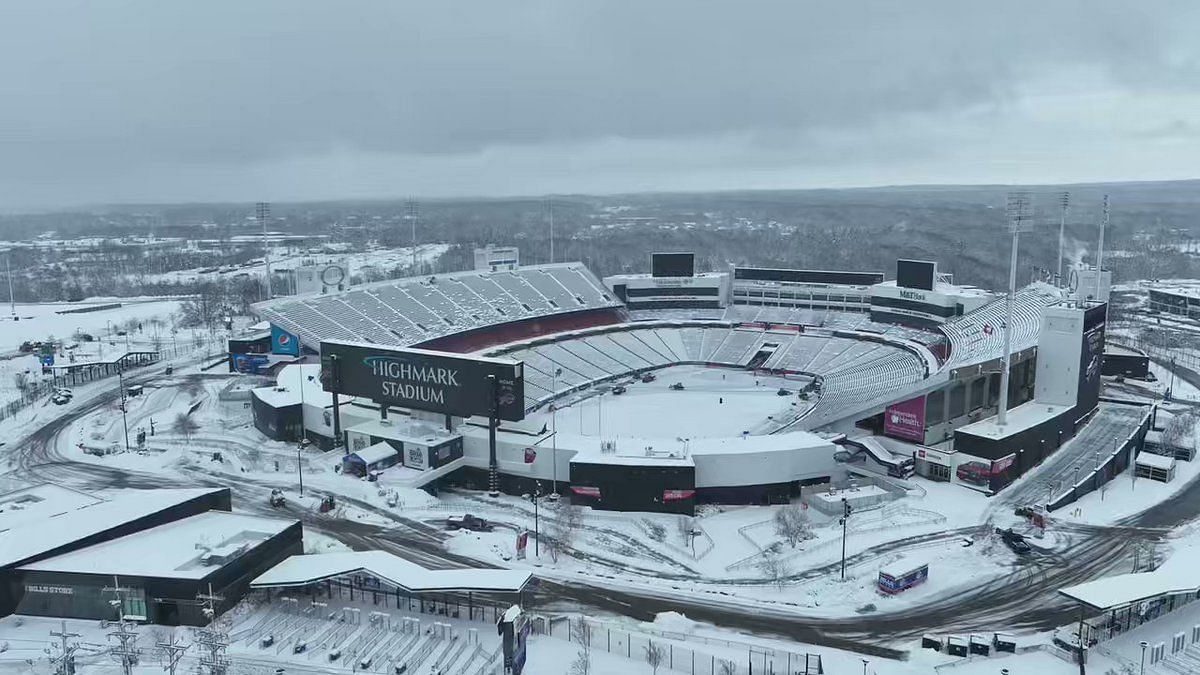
[0,379,56,423]
[800,475,904,516]
[537,615,823,675]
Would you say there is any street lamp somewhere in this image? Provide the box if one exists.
[531,481,542,558]
[117,363,130,453]
[552,368,561,496]
[840,497,853,580]
[1140,640,1148,675]
[860,657,868,674]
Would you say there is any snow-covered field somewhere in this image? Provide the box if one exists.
[530,365,809,438]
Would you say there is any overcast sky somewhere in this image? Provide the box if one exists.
[3,1,1200,210]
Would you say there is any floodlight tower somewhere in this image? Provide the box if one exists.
[1095,194,1110,303]
[998,192,1033,427]
[406,198,419,273]
[1056,191,1070,286]
[257,202,272,299]
[547,198,555,264]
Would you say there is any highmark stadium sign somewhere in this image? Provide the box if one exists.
[320,340,525,422]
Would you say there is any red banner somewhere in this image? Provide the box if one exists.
[570,486,601,498]
[663,489,696,502]
[884,395,927,443]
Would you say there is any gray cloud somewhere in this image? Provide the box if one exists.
[1,1,1199,209]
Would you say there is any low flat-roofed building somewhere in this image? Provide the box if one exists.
[11,511,301,626]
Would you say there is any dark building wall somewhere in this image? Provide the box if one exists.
[569,462,695,515]
[251,392,302,442]
[415,308,627,354]
[1104,351,1150,379]
[5,521,302,627]
[0,488,232,619]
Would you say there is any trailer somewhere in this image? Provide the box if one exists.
[878,558,929,595]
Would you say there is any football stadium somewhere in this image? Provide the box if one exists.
[236,253,1149,515]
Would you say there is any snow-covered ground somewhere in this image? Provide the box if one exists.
[133,243,449,287]
[529,365,809,438]
[0,299,185,351]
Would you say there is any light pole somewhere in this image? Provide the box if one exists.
[1140,639,1148,675]
[860,657,868,674]
[117,364,130,453]
[552,368,561,496]
[297,445,305,497]
[532,481,541,558]
[840,497,853,580]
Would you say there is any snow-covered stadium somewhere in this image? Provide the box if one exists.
[237,254,1145,515]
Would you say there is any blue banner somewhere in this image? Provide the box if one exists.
[232,354,270,375]
[271,325,300,356]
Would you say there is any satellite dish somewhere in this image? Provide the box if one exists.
[321,265,346,286]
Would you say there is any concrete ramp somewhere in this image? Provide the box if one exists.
[393,457,467,489]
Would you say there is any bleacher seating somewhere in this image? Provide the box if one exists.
[940,284,1063,368]
[255,263,620,350]
[486,321,930,429]
[710,329,765,366]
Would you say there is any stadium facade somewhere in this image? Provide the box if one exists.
[238,252,1144,514]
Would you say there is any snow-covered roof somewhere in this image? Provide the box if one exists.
[879,556,929,578]
[346,418,456,446]
[251,551,532,593]
[348,442,400,466]
[1059,563,1200,611]
[0,484,103,534]
[19,511,296,580]
[252,363,331,408]
[0,487,227,568]
[1136,452,1176,471]
[956,402,1073,439]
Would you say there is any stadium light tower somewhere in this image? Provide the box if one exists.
[998,192,1033,427]
[1056,191,1070,286]
[1095,194,1110,303]
[257,202,272,299]
[406,198,419,273]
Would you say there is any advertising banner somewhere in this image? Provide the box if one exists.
[1077,303,1107,415]
[320,340,525,421]
[404,445,428,471]
[271,325,300,356]
[232,353,270,374]
[884,395,927,443]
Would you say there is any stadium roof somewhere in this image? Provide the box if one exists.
[251,551,532,594]
[253,262,619,350]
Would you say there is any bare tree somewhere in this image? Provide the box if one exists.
[173,413,199,442]
[552,502,585,563]
[676,515,694,546]
[644,640,666,675]
[12,372,31,395]
[756,548,791,590]
[773,504,814,548]
[568,617,593,675]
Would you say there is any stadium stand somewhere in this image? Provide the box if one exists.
[486,321,930,429]
[254,263,620,351]
[940,284,1063,368]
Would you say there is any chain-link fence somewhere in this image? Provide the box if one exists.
[537,615,823,675]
